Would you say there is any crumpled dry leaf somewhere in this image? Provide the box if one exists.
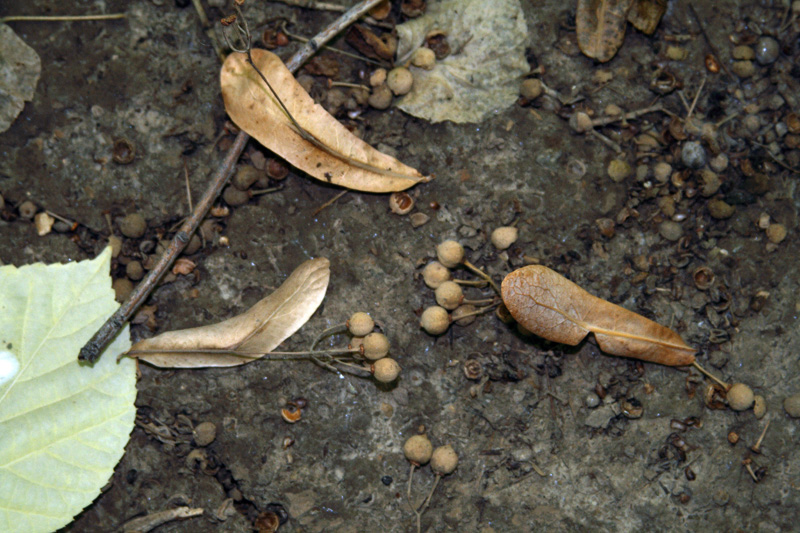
[221,49,427,193]
[576,0,634,63]
[626,0,666,35]
[129,258,330,368]
[394,0,529,124]
[0,24,42,133]
[501,265,696,366]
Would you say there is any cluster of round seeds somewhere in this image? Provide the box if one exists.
[402,432,459,524]
[345,312,400,383]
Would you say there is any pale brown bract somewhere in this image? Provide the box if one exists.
[501,265,696,366]
[220,49,429,193]
[128,257,330,368]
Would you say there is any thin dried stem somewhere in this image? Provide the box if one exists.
[462,260,501,294]
[0,13,126,23]
[692,361,730,389]
[79,0,385,364]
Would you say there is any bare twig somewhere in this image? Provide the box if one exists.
[0,13,126,23]
[79,0,385,364]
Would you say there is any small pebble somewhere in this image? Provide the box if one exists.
[708,199,735,219]
[584,392,601,408]
[681,141,706,169]
[653,161,672,182]
[785,393,800,417]
[755,36,779,65]
[119,213,147,239]
[607,159,632,182]
[193,421,217,446]
[709,153,728,173]
[223,185,250,206]
[659,220,683,241]
[381,475,393,486]
[766,223,787,244]
[34,212,54,236]
[743,114,761,133]
[409,212,429,228]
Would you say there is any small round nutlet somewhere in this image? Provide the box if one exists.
[119,213,147,239]
[584,392,601,408]
[223,185,250,207]
[653,161,672,182]
[368,84,393,110]
[347,312,375,337]
[491,226,518,250]
[766,223,787,244]
[126,260,145,281]
[681,141,707,169]
[732,60,756,78]
[17,200,36,220]
[569,111,593,133]
[411,47,436,70]
[193,421,217,447]
[436,240,465,268]
[369,68,387,87]
[266,158,289,180]
[434,281,463,311]
[451,304,476,326]
[727,430,740,445]
[430,444,458,475]
[755,36,779,65]
[784,393,800,418]
[520,78,542,100]
[389,191,414,215]
[112,138,136,164]
[422,261,451,289]
[363,332,390,361]
[232,165,262,191]
[403,434,433,465]
[727,383,755,411]
[607,159,632,182]
[372,357,401,383]
[387,67,413,96]
[420,306,450,335]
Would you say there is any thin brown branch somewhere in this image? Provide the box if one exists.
[78,0,385,364]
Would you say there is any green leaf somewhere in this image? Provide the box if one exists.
[0,248,136,533]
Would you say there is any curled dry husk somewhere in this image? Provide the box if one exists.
[501,265,696,366]
[221,49,428,193]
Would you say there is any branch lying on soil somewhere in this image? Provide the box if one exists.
[78,0,386,364]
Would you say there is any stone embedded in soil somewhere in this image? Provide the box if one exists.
[659,220,683,241]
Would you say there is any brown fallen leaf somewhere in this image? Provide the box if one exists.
[128,258,330,368]
[501,265,696,366]
[626,0,666,35]
[576,0,634,63]
[221,49,428,193]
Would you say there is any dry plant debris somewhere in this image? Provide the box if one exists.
[0,24,41,133]
[221,49,428,193]
[576,0,665,62]
[127,258,330,368]
[501,265,696,366]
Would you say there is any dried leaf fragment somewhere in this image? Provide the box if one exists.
[626,0,666,35]
[128,258,330,368]
[576,0,634,63]
[221,49,427,193]
[501,265,695,366]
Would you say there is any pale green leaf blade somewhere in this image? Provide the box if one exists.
[0,247,136,533]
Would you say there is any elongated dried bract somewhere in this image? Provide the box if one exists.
[221,49,428,193]
[129,258,330,368]
[501,265,695,366]
[576,0,634,63]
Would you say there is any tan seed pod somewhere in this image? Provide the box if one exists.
[434,281,463,310]
[420,306,450,335]
[411,47,435,69]
[430,444,458,475]
[372,357,401,383]
[727,383,755,411]
[403,434,433,465]
[387,67,413,96]
[347,312,375,337]
[491,226,518,250]
[363,332,390,361]
[436,240,464,268]
[422,261,451,289]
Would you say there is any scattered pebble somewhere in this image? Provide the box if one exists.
[119,213,147,239]
[732,60,756,78]
[659,220,683,241]
[653,161,672,182]
[369,68,387,87]
[732,45,755,60]
[784,393,800,417]
[681,141,706,169]
[409,212,429,228]
[755,36,779,65]
[766,223,787,244]
[709,153,728,173]
[584,392,600,408]
[607,159,632,182]
[193,421,217,447]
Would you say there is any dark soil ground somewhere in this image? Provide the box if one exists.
[2,0,800,532]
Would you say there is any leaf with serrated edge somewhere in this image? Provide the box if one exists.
[221,49,428,193]
[0,247,136,533]
[501,265,695,366]
[129,258,330,368]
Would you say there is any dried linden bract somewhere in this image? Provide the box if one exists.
[436,240,464,268]
[727,383,755,411]
[347,312,375,337]
[430,444,458,475]
[363,332,390,361]
[422,261,450,289]
[373,357,401,383]
[434,281,463,310]
[490,226,518,250]
[420,306,450,335]
[403,434,433,465]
